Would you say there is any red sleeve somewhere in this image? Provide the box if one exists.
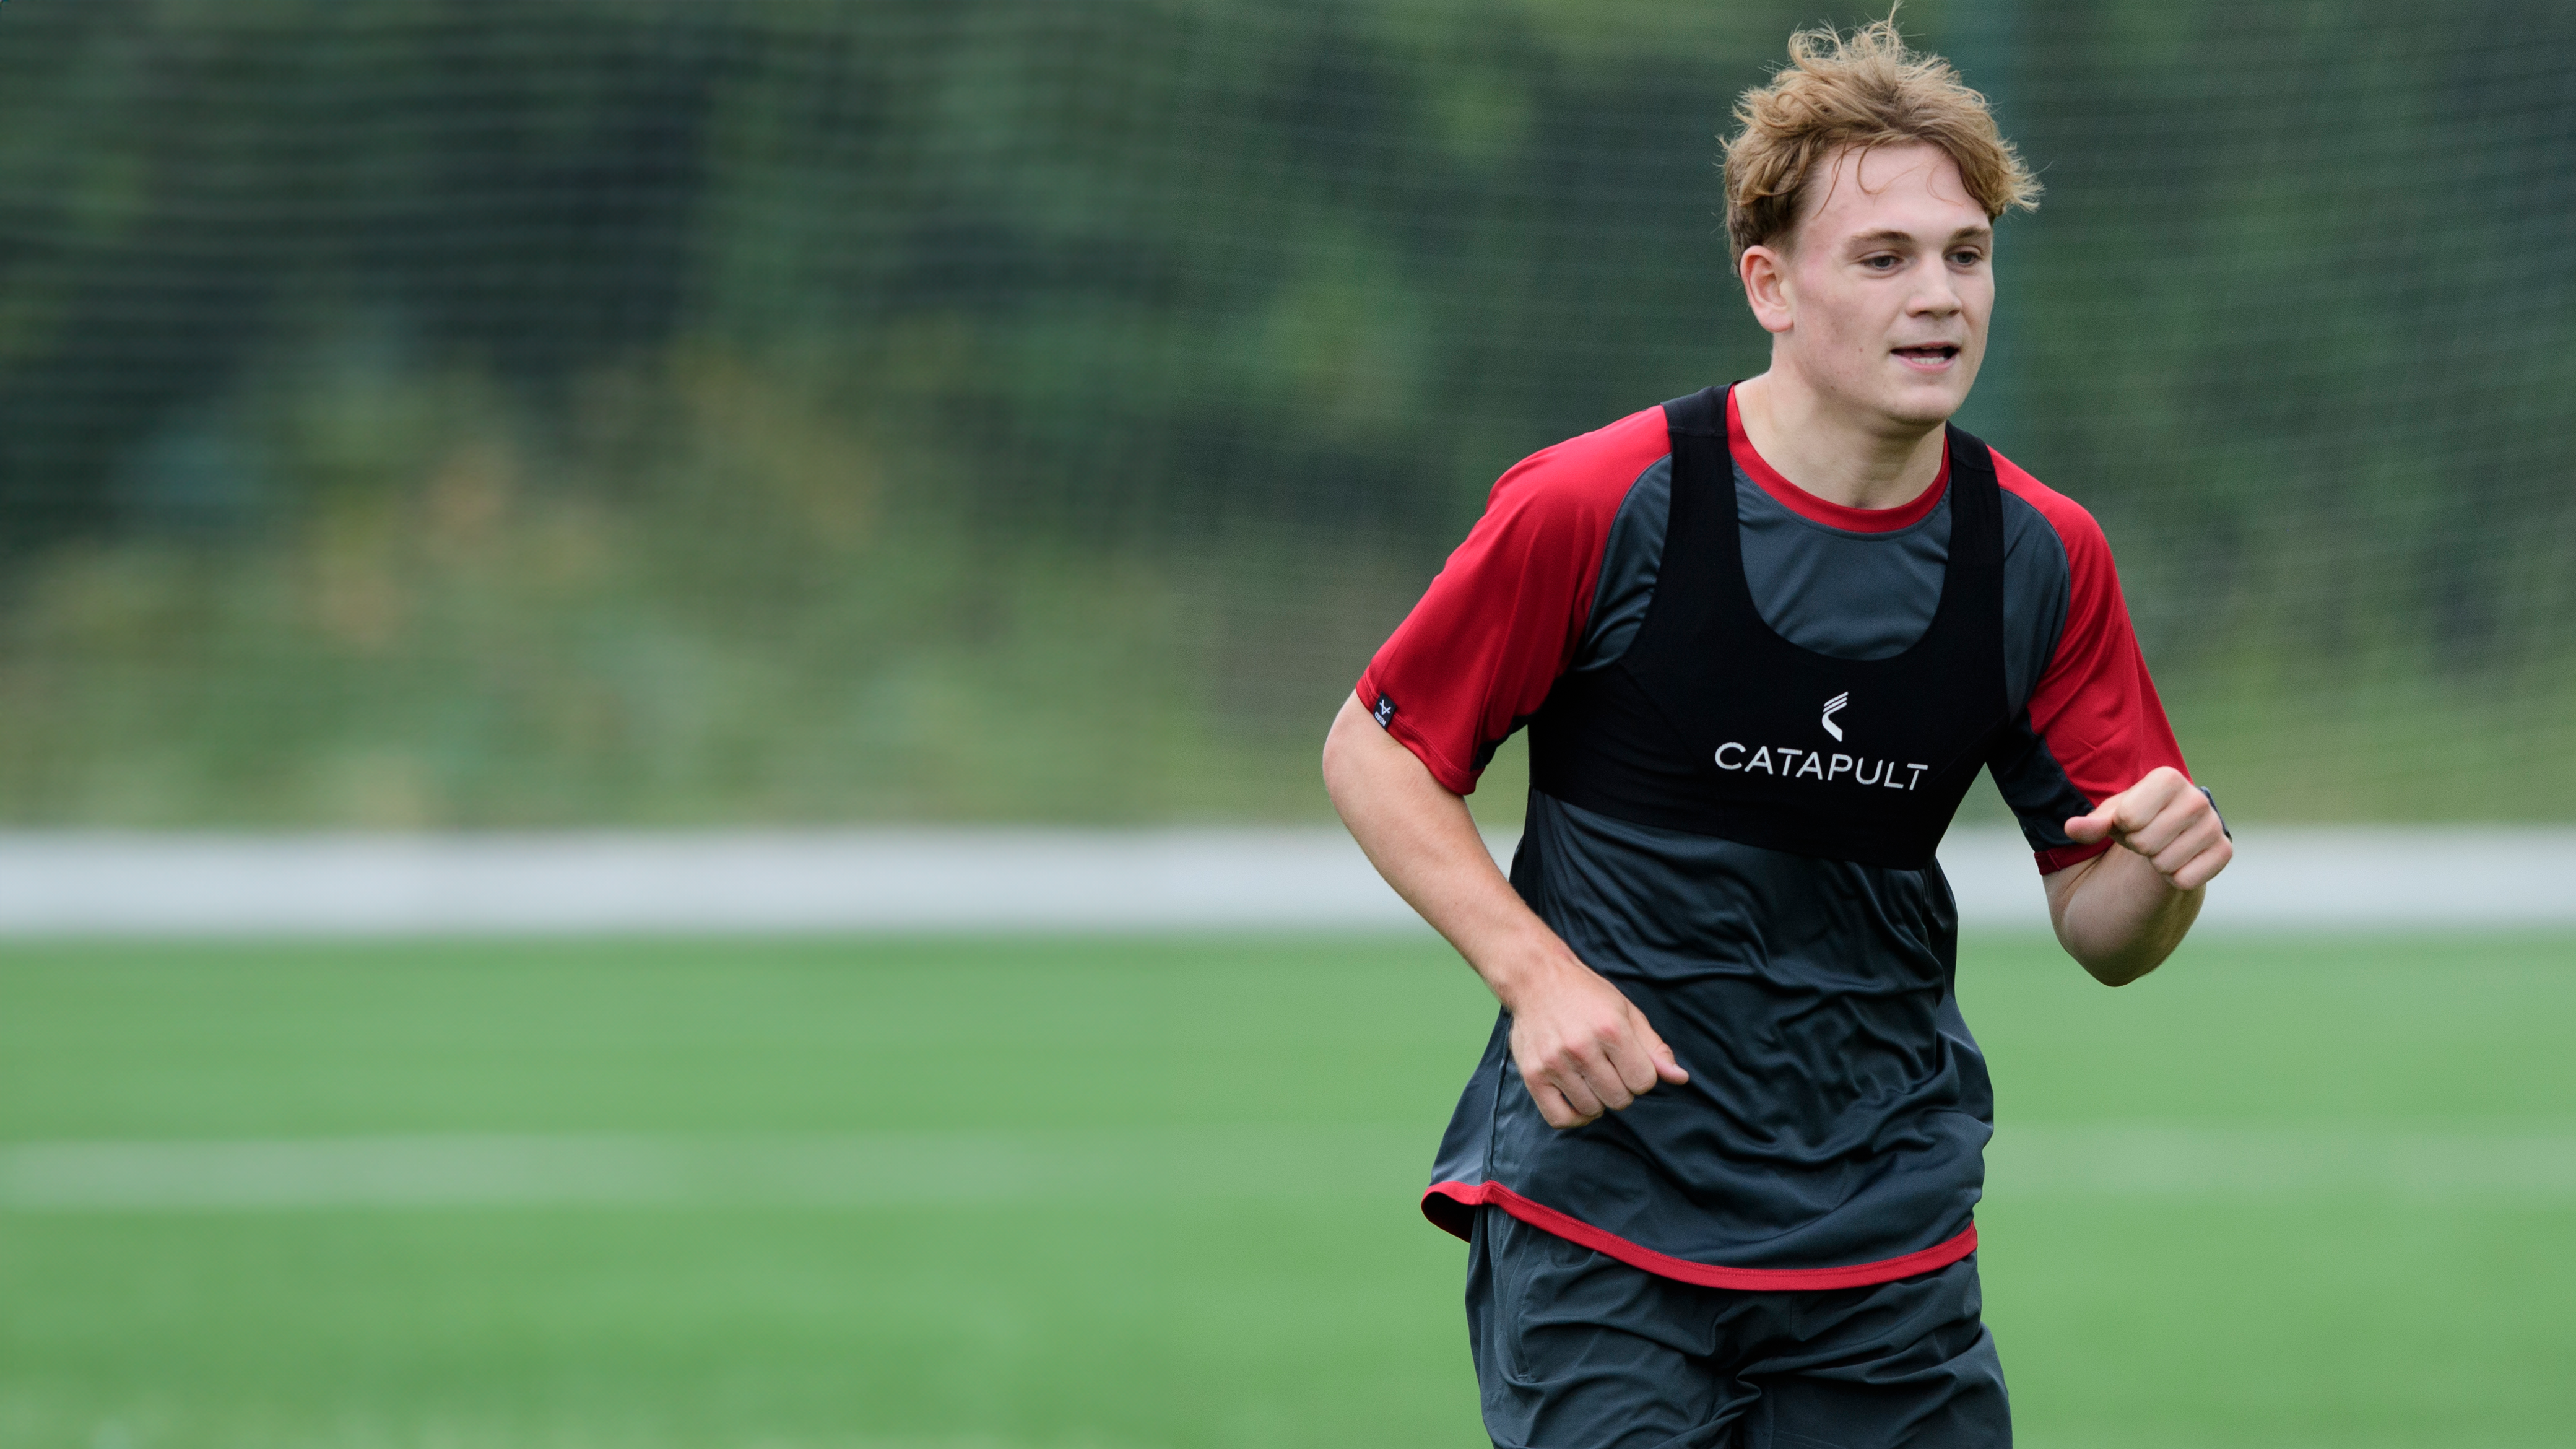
[1995,451,2192,872]
[1355,407,1669,794]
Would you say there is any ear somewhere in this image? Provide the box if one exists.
[1739,243,1795,336]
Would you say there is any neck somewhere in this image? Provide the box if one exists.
[1732,368,1949,511]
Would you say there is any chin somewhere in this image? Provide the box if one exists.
[1877,388,1965,429]
[1875,368,1976,429]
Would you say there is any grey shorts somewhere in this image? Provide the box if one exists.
[1466,1206,2010,1449]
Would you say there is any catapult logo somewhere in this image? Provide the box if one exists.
[1711,690,1931,791]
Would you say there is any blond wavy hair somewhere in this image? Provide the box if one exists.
[1723,18,2040,262]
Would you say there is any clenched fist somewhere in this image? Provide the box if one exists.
[1500,950,1689,1129]
[2064,765,2232,892]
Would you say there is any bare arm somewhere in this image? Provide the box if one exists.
[2043,765,2233,986]
[1321,692,1686,1128]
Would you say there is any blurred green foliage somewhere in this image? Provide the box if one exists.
[0,1,2567,823]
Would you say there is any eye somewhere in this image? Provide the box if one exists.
[1862,253,1902,271]
[1949,249,1986,267]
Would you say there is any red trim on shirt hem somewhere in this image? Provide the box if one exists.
[1425,1180,1979,1290]
[2034,838,2116,874]
[1726,388,1948,534]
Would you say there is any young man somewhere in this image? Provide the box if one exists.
[1322,22,2231,1448]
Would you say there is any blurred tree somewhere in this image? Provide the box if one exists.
[0,1,2564,822]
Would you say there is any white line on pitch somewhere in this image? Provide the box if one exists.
[1,1125,2571,1211]
[3,826,2573,933]
[0,1128,1428,1211]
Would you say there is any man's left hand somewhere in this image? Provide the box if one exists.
[2063,765,2232,892]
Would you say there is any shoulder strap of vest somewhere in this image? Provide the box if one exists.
[1650,385,1741,625]
[1661,383,1727,439]
[1940,422,2005,570]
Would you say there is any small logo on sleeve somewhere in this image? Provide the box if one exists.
[1819,692,1849,741]
[1372,694,1396,726]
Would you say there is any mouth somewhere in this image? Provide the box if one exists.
[1891,343,1962,372]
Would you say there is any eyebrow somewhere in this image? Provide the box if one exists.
[1844,225,1993,248]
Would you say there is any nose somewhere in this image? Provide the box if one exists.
[1907,256,1962,317]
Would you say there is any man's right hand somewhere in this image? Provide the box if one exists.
[1321,690,1685,1131]
[1496,947,1688,1129]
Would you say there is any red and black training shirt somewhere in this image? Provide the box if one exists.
[1363,390,2189,1288]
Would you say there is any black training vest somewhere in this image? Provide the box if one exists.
[1526,385,2010,870]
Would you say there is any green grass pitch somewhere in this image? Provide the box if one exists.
[2,929,2572,1448]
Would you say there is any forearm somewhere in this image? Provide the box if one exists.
[1319,693,1566,1005]
[2045,845,2203,986]
[1323,692,1687,1125]
[2047,765,2232,985]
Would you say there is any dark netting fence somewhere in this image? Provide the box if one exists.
[0,1,2567,825]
